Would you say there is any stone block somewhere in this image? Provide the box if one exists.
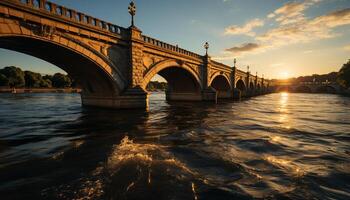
[9,9,24,18]
[68,26,79,33]
[0,24,11,34]
[24,13,41,24]
[59,37,69,46]
[40,18,55,27]
[0,6,9,16]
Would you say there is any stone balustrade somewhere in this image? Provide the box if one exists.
[16,0,127,36]
[142,35,202,60]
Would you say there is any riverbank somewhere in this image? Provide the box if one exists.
[0,88,81,93]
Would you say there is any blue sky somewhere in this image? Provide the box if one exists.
[0,0,350,79]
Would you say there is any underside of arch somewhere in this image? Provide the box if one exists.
[236,79,246,91]
[0,35,120,96]
[210,75,231,99]
[142,60,204,101]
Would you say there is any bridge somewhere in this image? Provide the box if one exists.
[0,0,271,109]
[275,82,342,93]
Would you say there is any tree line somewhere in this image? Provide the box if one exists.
[0,66,74,88]
[146,81,168,91]
[273,60,350,89]
[1,60,349,90]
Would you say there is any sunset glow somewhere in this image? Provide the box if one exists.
[1,0,349,79]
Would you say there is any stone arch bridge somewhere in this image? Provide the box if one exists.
[0,0,271,109]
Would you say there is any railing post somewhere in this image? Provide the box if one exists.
[40,0,45,9]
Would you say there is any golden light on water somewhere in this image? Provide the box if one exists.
[278,92,289,123]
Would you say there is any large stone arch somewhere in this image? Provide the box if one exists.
[276,86,293,92]
[209,73,232,99]
[0,20,127,107]
[249,82,255,90]
[141,59,202,90]
[208,72,232,89]
[236,79,246,92]
[141,59,203,101]
[257,83,261,91]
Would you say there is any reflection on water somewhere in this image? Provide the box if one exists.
[0,92,350,199]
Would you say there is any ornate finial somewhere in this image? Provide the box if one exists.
[204,42,209,55]
[256,71,258,77]
[234,58,237,67]
[262,74,264,79]
[128,1,136,27]
[247,65,250,73]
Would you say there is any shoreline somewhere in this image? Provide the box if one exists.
[0,88,81,94]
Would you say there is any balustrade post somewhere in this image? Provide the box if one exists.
[39,0,45,9]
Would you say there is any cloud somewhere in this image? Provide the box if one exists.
[258,8,350,47]
[310,8,350,28]
[217,1,350,58]
[344,45,350,51]
[224,19,264,36]
[268,0,321,25]
[225,43,262,53]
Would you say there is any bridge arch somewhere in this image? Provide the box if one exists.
[209,73,232,99]
[236,79,246,92]
[141,59,202,91]
[276,86,293,92]
[0,21,127,107]
[141,59,203,101]
[249,82,255,90]
[257,83,261,91]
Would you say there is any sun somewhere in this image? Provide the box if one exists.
[280,71,290,79]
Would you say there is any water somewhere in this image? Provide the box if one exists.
[0,92,350,200]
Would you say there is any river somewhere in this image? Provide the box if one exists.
[0,92,349,199]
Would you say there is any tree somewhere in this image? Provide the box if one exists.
[0,73,9,86]
[24,71,42,88]
[0,66,25,87]
[40,78,52,88]
[51,73,72,88]
[337,60,350,88]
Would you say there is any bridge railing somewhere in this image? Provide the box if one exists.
[142,35,203,60]
[13,0,128,37]
[211,60,233,71]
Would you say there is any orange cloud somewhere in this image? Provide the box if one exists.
[224,19,264,36]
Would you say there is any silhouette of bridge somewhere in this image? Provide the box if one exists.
[0,0,271,109]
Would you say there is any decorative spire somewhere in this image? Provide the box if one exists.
[204,42,209,55]
[128,1,136,27]
[247,65,250,73]
[234,58,237,67]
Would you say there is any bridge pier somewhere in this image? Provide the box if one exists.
[165,92,202,101]
[81,88,148,109]
[166,87,217,102]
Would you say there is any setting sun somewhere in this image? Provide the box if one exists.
[0,0,350,199]
[280,71,290,79]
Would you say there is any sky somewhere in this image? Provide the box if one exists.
[0,0,350,79]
